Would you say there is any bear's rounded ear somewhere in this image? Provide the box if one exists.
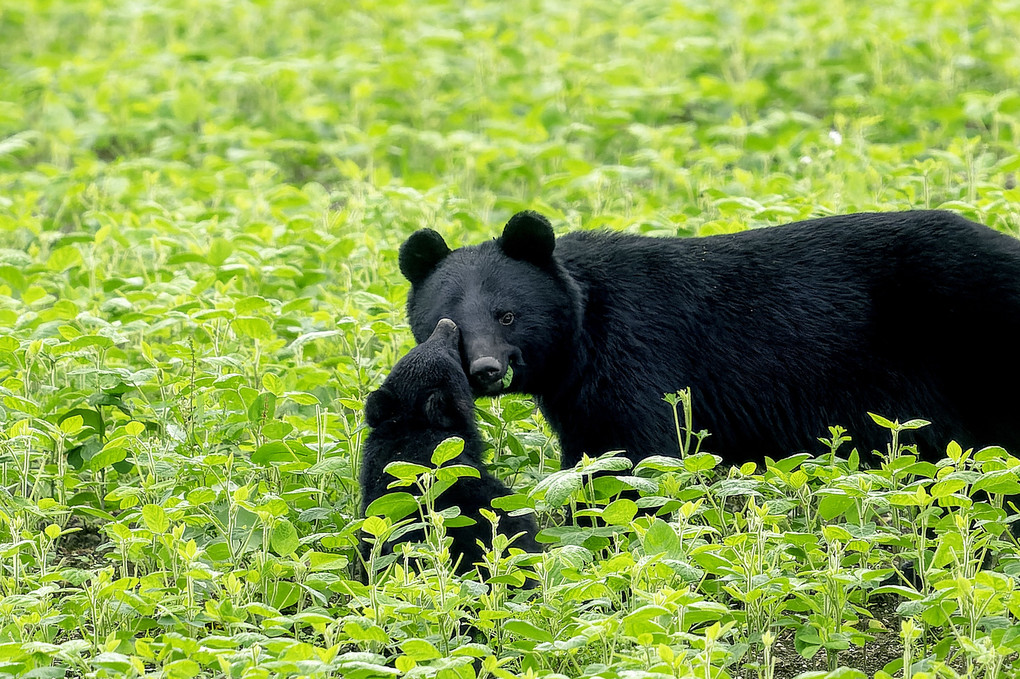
[365,386,399,428]
[499,211,555,264]
[424,390,457,430]
[399,229,451,286]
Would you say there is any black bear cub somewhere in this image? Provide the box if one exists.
[360,318,540,580]
[399,210,1020,468]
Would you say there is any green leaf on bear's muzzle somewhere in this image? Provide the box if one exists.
[502,365,514,390]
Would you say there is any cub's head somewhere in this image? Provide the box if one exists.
[399,211,579,397]
[365,319,475,432]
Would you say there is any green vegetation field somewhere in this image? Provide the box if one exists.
[3,0,1020,677]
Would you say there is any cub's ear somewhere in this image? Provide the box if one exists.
[365,386,399,428]
[426,318,460,352]
[424,390,458,429]
[499,211,555,264]
[399,229,450,285]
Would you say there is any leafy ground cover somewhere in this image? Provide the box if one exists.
[2,0,1020,677]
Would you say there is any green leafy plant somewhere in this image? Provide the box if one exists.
[3,0,1020,675]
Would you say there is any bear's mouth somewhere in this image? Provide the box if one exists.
[470,365,514,396]
[471,380,506,397]
[466,356,515,395]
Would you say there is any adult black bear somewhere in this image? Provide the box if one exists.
[360,318,540,579]
[399,210,1020,468]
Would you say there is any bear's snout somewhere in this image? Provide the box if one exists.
[469,356,505,393]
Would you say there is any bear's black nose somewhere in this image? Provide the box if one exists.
[469,357,504,387]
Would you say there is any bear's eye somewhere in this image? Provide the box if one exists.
[499,311,515,326]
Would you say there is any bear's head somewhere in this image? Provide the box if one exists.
[365,318,476,432]
[399,211,581,397]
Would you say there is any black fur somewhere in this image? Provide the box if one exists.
[399,229,451,286]
[360,319,541,578]
[400,210,1020,468]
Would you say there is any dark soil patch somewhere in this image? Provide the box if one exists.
[770,595,903,678]
[55,518,108,570]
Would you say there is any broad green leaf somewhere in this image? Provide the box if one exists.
[343,621,389,644]
[633,456,686,473]
[231,316,272,340]
[293,611,335,628]
[243,603,281,618]
[580,454,633,473]
[248,391,277,423]
[972,470,1020,495]
[384,461,430,481]
[533,471,582,506]
[47,245,83,272]
[399,639,441,661]
[362,516,390,538]
[642,519,680,557]
[92,653,134,673]
[622,605,669,638]
[141,504,169,534]
[60,415,84,436]
[164,659,200,679]
[817,492,855,520]
[794,625,823,659]
[186,488,216,506]
[289,330,341,351]
[252,441,296,464]
[872,585,923,600]
[504,620,553,643]
[69,335,114,351]
[365,492,419,522]
[262,372,283,395]
[0,267,26,293]
[235,295,270,315]
[88,445,127,472]
[501,400,534,422]
[258,498,290,518]
[207,238,233,266]
[930,478,966,499]
[602,498,638,525]
[431,437,465,466]
[307,552,349,571]
[267,581,300,609]
[271,519,300,556]
[436,464,481,482]
[283,391,320,405]
[821,525,853,543]
[974,446,1012,462]
[684,452,719,473]
[490,493,533,513]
